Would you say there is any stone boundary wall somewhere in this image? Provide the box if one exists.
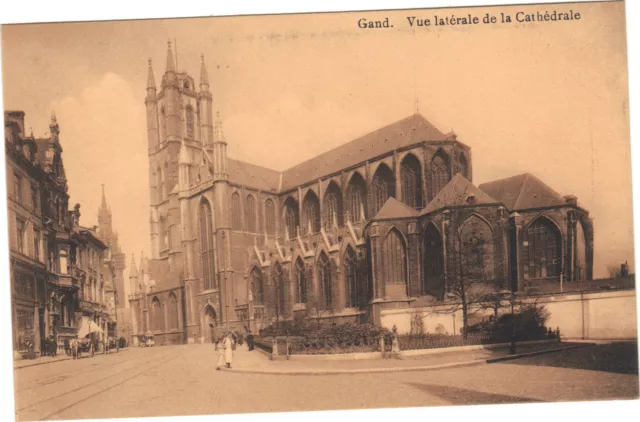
[380,289,638,340]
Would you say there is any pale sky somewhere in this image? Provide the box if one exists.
[1,1,632,297]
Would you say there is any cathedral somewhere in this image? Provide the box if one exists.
[128,42,594,346]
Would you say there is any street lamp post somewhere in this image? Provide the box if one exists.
[509,291,516,354]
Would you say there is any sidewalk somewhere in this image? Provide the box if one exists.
[14,348,130,370]
[220,341,594,375]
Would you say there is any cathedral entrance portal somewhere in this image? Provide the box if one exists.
[203,305,216,343]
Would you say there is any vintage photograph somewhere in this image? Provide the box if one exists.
[1,0,638,421]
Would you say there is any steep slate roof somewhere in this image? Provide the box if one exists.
[227,158,281,192]
[420,173,499,215]
[373,197,420,220]
[478,173,566,211]
[280,114,447,191]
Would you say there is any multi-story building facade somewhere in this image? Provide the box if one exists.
[5,111,118,356]
[129,43,594,345]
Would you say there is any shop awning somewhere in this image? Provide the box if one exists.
[77,317,104,338]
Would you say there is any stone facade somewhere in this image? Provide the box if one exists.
[5,111,118,356]
[130,43,594,345]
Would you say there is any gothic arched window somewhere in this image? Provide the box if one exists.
[344,246,359,308]
[318,253,332,309]
[231,193,242,231]
[431,150,451,199]
[251,267,264,305]
[323,182,343,230]
[401,154,423,209]
[265,199,276,235]
[245,195,256,232]
[346,172,367,223]
[423,223,445,299]
[168,292,179,330]
[151,297,162,332]
[284,197,299,239]
[199,200,216,290]
[272,262,286,317]
[527,217,562,280]
[372,164,395,216]
[383,229,407,290]
[186,105,195,139]
[294,258,307,304]
[460,215,494,281]
[302,191,320,234]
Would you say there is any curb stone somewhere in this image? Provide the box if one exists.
[14,348,130,370]
[219,343,594,376]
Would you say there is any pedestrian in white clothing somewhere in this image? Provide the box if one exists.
[216,337,225,370]
[224,334,234,369]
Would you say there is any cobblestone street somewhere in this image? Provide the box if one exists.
[12,342,638,421]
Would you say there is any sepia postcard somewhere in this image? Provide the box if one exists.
[0,1,638,421]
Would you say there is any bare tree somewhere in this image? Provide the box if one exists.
[429,236,507,338]
[304,289,334,330]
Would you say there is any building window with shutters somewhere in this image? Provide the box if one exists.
[31,184,39,213]
[33,226,40,261]
[13,173,22,203]
[16,218,25,254]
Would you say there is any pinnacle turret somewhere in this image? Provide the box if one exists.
[213,111,226,144]
[147,58,156,90]
[129,254,138,279]
[166,40,176,73]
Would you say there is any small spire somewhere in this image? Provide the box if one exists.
[49,110,59,134]
[166,40,176,73]
[51,110,57,123]
[147,58,156,89]
[130,254,138,278]
[213,111,226,144]
[200,54,209,88]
